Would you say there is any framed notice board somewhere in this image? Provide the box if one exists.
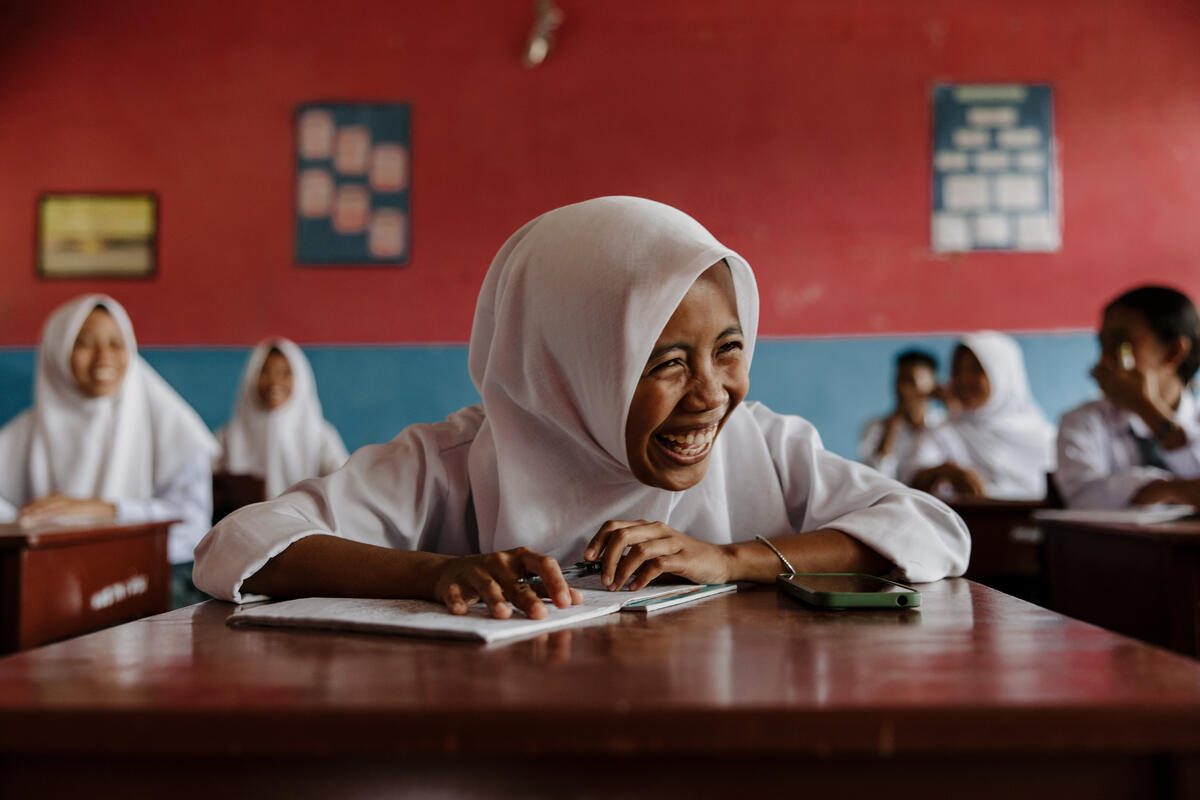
[295,102,411,265]
[931,84,1059,253]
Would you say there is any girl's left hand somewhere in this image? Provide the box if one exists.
[583,520,733,591]
[1090,362,1152,412]
[19,493,117,522]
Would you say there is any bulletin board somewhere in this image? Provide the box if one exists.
[931,84,1059,253]
[294,102,411,265]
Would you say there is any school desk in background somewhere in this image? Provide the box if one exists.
[0,518,173,654]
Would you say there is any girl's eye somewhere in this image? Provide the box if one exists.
[718,340,743,355]
[649,358,683,375]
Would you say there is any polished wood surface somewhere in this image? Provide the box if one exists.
[1043,517,1200,658]
[2,580,1200,797]
[0,520,171,654]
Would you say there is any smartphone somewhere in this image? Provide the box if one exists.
[776,573,921,609]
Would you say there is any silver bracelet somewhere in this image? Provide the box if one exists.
[755,535,796,575]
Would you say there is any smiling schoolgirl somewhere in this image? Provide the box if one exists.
[194,197,969,617]
[0,295,218,606]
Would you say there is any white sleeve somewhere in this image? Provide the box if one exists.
[113,451,214,565]
[0,496,15,522]
[751,405,970,583]
[1055,406,1172,509]
[318,422,351,476]
[193,424,459,603]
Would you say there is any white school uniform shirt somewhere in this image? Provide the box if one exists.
[1054,392,1200,509]
[900,332,1056,501]
[194,196,970,602]
[858,406,947,480]
[0,295,218,564]
[216,338,349,498]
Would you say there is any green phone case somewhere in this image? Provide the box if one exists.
[776,572,921,609]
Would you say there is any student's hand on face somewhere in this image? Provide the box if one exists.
[1090,361,1154,412]
[18,493,117,522]
[432,547,583,620]
[583,519,733,591]
[932,384,961,416]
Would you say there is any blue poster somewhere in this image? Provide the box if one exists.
[931,84,1059,253]
[295,102,411,265]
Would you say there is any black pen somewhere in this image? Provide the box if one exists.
[516,560,602,585]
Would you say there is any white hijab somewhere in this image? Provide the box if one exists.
[467,196,796,559]
[220,338,329,497]
[941,331,1055,490]
[0,294,217,504]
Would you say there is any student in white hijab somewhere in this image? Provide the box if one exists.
[0,295,218,606]
[216,338,348,498]
[194,197,969,615]
[902,331,1056,501]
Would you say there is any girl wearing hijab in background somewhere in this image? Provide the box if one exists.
[194,196,969,616]
[216,338,349,498]
[0,295,218,607]
[1055,285,1200,509]
[902,331,1056,501]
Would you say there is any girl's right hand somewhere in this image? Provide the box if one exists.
[431,547,583,619]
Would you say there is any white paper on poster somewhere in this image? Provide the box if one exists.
[932,213,972,252]
[944,174,990,211]
[993,174,1042,210]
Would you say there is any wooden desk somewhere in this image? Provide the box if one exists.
[211,472,266,524]
[951,499,1047,603]
[1043,516,1200,658]
[0,520,171,655]
[2,581,1200,798]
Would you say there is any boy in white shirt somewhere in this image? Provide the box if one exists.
[858,350,946,479]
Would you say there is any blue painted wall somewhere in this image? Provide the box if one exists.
[0,333,1099,460]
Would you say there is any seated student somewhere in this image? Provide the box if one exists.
[194,197,969,616]
[0,295,218,607]
[216,338,349,498]
[857,349,947,479]
[902,331,1055,501]
[1055,286,1200,509]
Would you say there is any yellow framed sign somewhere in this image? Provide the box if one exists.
[37,193,158,279]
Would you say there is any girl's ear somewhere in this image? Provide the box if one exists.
[1163,335,1190,376]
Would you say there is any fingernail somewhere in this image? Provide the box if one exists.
[602,574,611,586]
[583,549,593,559]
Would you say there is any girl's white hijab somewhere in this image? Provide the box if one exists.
[467,196,767,559]
[17,294,217,502]
[221,338,327,497]
[947,330,1055,487]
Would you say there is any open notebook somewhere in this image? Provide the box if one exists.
[228,575,736,644]
[1032,505,1195,525]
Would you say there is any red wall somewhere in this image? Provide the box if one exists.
[2,0,1199,345]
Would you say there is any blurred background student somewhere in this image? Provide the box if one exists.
[0,295,217,607]
[1055,286,1200,509]
[902,331,1055,501]
[858,349,947,479]
[216,338,349,498]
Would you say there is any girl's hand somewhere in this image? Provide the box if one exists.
[583,520,733,591]
[431,547,582,620]
[1091,362,1153,413]
[19,493,117,522]
[911,463,986,499]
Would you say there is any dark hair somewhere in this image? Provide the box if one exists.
[895,349,938,373]
[1106,285,1200,382]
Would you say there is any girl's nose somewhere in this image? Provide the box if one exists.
[683,365,728,411]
